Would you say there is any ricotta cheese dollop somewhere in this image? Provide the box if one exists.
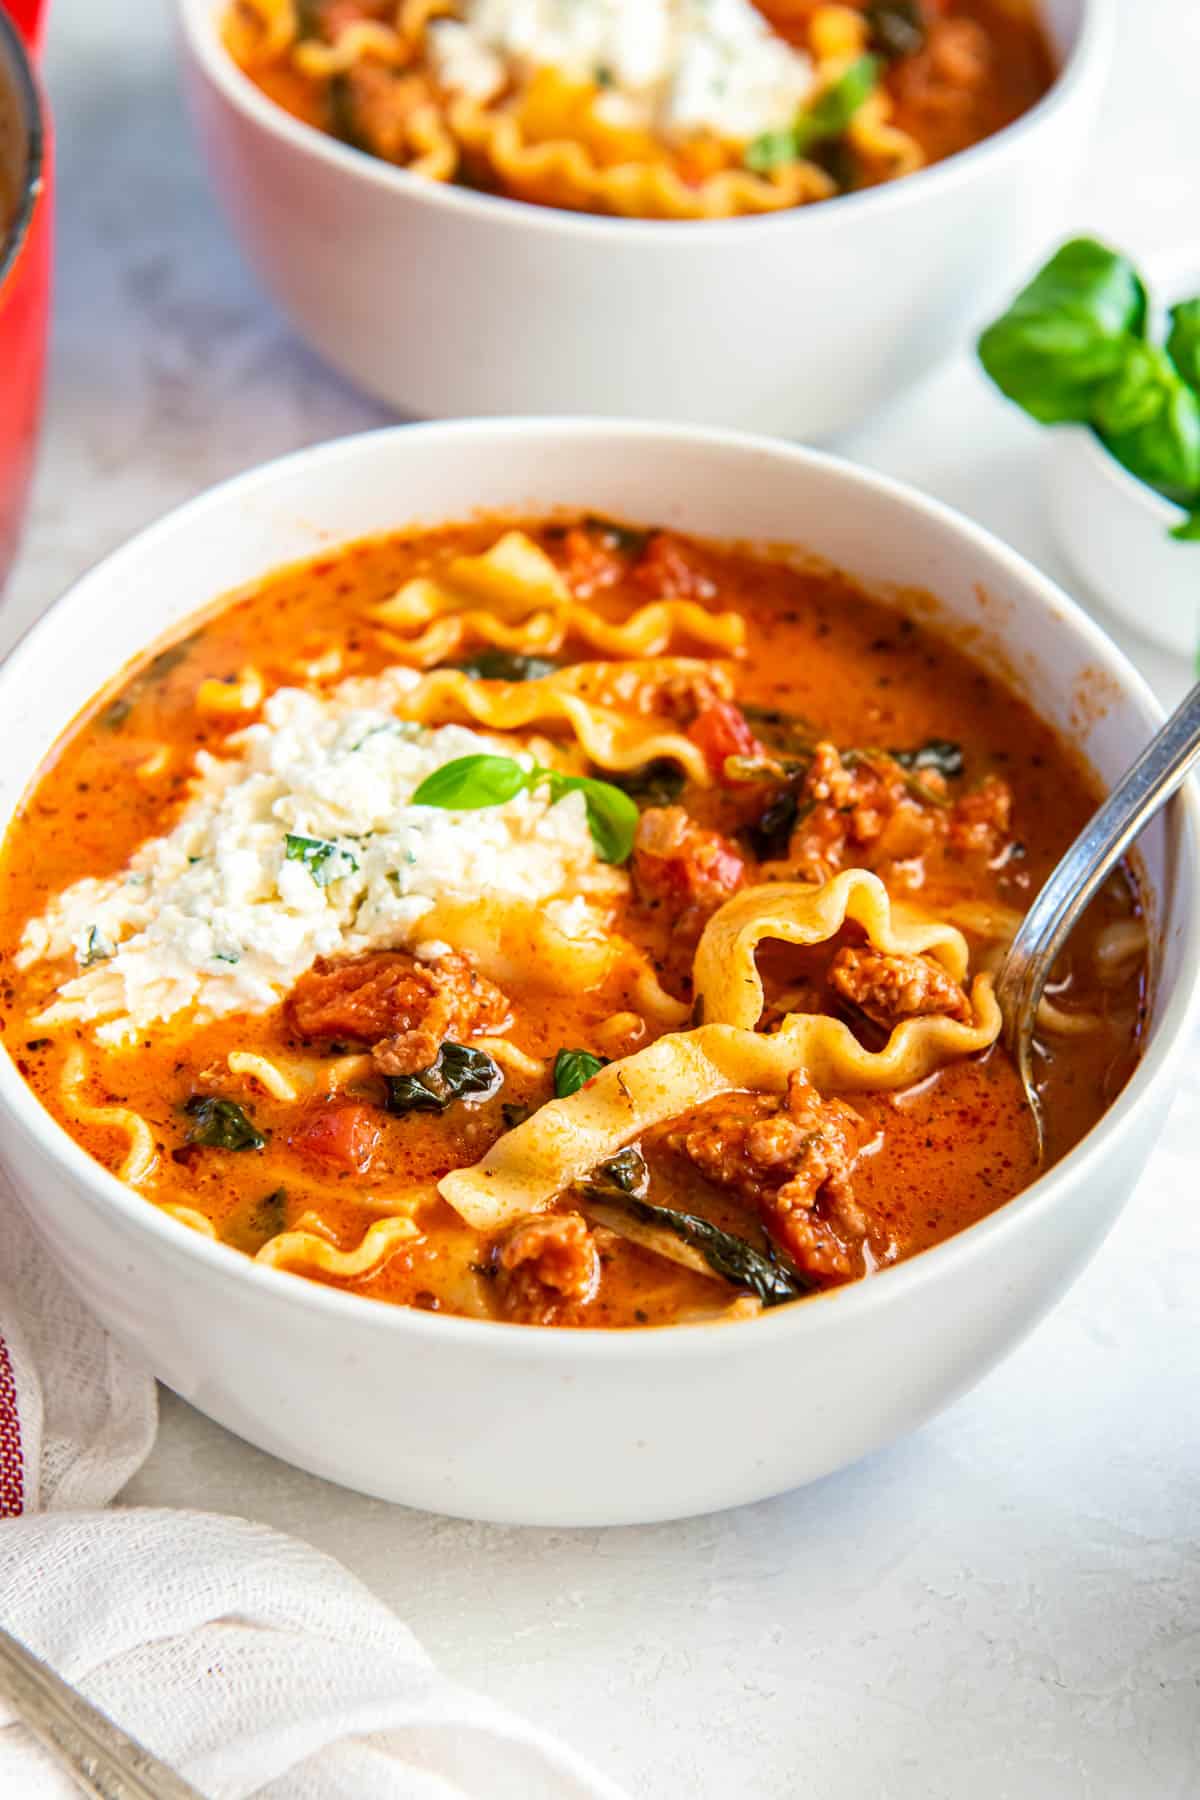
[18,668,624,1044]
[429,0,816,144]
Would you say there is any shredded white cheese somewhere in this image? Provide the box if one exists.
[18,668,624,1044]
[429,0,815,144]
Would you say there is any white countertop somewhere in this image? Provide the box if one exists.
[6,3,1199,1795]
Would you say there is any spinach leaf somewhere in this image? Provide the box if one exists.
[501,1101,532,1131]
[608,759,686,809]
[891,738,964,780]
[1094,343,1200,502]
[98,635,198,730]
[865,0,926,58]
[596,1145,650,1196]
[411,755,639,865]
[553,1048,607,1099]
[185,1095,266,1152]
[384,1042,502,1115]
[589,1194,810,1307]
[100,696,134,730]
[582,515,649,555]
[739,704,817,755]
[745,55,880,172]
[1166,297,1200,391]
[747,787,812,862]
[284,834,360,887]
[977,238,1149,424]
[1170,508,1200,542]
[454,649,559,682]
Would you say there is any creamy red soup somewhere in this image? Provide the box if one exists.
[0,517,1147,1327]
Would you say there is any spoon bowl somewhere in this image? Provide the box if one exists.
[995,682,1200,1155]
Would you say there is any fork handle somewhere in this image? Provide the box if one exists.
[0,1624,205,1799]
[997,680,1200,1046]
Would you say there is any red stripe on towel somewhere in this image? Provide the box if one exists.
[0,1334,24,1516]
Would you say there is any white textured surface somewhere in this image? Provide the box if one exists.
[4,2,1198,1795]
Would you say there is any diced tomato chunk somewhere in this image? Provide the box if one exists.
[291,1103,381,1175]
[687,701,765,783]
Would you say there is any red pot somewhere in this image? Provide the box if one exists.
[0,0,51,594]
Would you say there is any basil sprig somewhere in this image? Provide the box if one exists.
[977,237,1200,540]
[746,55,880,174]
[412,754,639,865]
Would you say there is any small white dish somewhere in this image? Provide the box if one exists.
[1046,247,1200,663]
[1048,423,1198,661]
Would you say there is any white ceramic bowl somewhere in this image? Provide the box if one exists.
[174,0,1111,436]
[1,420,1196,1527]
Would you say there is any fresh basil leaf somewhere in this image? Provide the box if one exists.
[596,1145,650,1197]
[1170,508,1200,541]
[1166,298,1200,391]
[608,760,686,808]
[744,127,798,174]
[745,55,880,173]
[411,754,531,811]
[977,238,1149,425]
[796,54,881,150]
[553,1048,607,1099]
[79,926,115,968]
[1094,345,1200,502]
[586,1193,810,1307]
[453,649,559,682]
[384,1042,502,1115]
[413,756,636,863]
[546,772,639,865]
[865,0,926,58]
[284,834,360,887]
[185,1095,266,1152]
[891,738,964,779]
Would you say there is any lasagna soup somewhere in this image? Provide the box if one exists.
[0,518,1147,1327]
[223,0,1056,220]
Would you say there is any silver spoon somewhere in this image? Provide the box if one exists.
[995,680,1200,1158]
[0,1623,203,1799]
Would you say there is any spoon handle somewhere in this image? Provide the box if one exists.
[997,681,1200,1046]
[0,1624,204,1800]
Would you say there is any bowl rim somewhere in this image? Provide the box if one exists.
[1,416,1197,1363]
[174,0,1113,245]
[0,5,45,297]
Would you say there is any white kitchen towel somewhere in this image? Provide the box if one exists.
[0,1179,628,1800]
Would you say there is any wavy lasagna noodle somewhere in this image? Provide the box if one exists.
[0,512,1147,1326]
[223,0,1056,221]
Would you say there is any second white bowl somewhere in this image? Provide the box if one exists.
[174,0,1110,436]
